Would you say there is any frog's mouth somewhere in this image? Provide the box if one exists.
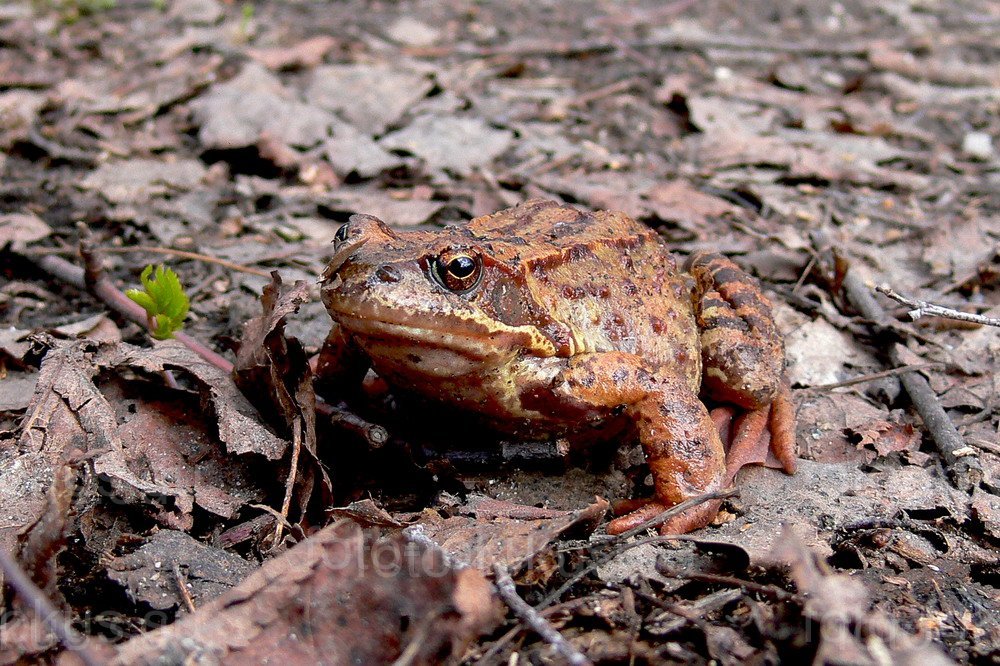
[331,307,501,364]
[327,294,553,380]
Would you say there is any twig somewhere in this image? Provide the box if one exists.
[967,437,1000,456]
[172,563,196,614]
[0,548,103,666]
[538,490,736,610]
[868,45,1000,89]
[653,567,797,602]
[841,516,947,544]
[391,612,441,666]
[540,534,701,611]
[26,127,97,166]
[404,31,870,59]
[30,251,234,372]
[274,415,302,545]
[807,363,943,391]
[831,249,983,491]
[23,245,271,278]
[475,596,600,664]
[492,564,592,666]
[875,285,1000,327]
[321,402,390,449]
[99,246,274,277]
[634,587,741,635]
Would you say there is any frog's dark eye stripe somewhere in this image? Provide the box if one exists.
[432,250,483,293]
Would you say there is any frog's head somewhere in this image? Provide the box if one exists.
[322,213,571,382]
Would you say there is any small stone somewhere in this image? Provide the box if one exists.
[961,131,993,160]
[385,16,441,47]
[168,0,223,25]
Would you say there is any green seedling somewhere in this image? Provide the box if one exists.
[126,264,190,340]
[36,0,117,24]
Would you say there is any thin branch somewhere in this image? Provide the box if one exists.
[391,612,441,666]
[475,596,600,664]
[321,402,390,449]
[492,564,592,666]
[404,30,871,59]
[536,490,736,610]
[274,415,302,545]
[876,285,1000,327]
[807,363,943,391]
[653,567,797,602]
[0,548,103,666]
[633,587,741,635]
[541,536,699,611]
[97,245,273,277]
[273,415,302,543]
[26,245,295,278]
[172,563,197,614]
[30,251,234,372]
[26,127,97,166]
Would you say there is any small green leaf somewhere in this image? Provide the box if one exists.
[125,264,189,340]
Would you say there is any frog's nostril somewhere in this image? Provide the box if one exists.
[375,265,402,283]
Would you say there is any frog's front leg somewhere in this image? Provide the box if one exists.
[313,322,370,399]
[687,252,797,474]
[552,353,726,534]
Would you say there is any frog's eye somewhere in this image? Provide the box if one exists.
[334,223,351,243]
[432,250,483,293]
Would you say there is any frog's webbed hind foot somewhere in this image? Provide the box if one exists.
[712,380,797,481]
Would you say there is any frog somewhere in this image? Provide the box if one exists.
[318,199,796,534]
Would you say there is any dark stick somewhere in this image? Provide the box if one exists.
[536,490,738,610]
[493,564,592,666]
[475,596,599,664]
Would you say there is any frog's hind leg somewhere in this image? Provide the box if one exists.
[687,252,796,475]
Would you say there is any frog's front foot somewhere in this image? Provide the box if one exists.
[605,381,796,536]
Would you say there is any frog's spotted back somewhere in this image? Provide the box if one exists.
[464,198,658,271]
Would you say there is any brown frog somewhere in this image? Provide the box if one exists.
[319,199,796,533]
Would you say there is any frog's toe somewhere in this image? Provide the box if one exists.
[606,500,668,534]
[724,407,772,481]
[657,499,723,534]
[606,497,724,535]
[769,381,797,474]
